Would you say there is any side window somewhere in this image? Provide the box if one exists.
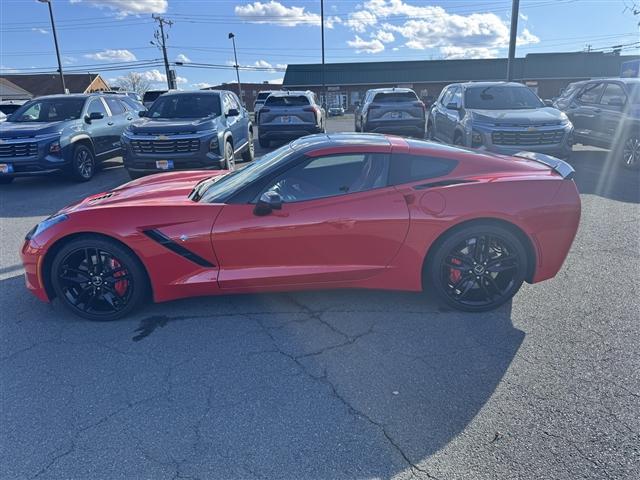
[227,93,240,110]
[388,154,458,185]
[440,88,453,106]
[450,87,462,107]
[221,94,232,114]
[599,83,626,107]
[87,98,108,117]
[104,97,125,115]
[262,153,389,203]
[576,83,605,105]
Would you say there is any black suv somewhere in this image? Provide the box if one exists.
[355,88,425,138]
[0,93,135,184]
[554,78,640,169]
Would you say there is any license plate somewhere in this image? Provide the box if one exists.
[0,163,13,174]
[156,160,174,170]
[390,112,402,119]
[280,116,291,123]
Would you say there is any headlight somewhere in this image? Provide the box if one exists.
[209,135,219,153]
[25,214,68,241]
[471,130,483,147]
[49,140,61,154]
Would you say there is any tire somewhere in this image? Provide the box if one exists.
[0,177,14,184]
[223,140,235,171]
[241,129,255,163]
[258,136,270,148]
[69,144,96,182]
[426,223,528,312]
[620,133,640,170]
[50,235,149,321]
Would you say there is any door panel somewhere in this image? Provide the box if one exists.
[566,82,605,141]
[85,98,111,154]
[212,187,410,289]
[597,82,626,146]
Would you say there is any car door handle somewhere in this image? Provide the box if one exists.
[126,117,133,121]
[592,108,601,114]
[108,121,114,126]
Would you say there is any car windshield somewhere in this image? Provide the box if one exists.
[256,92,272,101]
[372,92,418,103]
[147,94,221,119]
[143,91,166,104]
[196,144,292,203]
[9,98,85,122]
[265,95,310,107]
[465,86,544,110]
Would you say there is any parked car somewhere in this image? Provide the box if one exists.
[253,90,278,117]
[427,82,573,158]
[355,88,426,138]
[554,78,640,169]
[0,93,135,184]
[115,91,143,103]
[0,99,28,117]
[20,133,581,321]
[257,90,325,147]
[121,90,254,179]
[110,94,146,114]
[328,106,345,116]
[142,89,168,108]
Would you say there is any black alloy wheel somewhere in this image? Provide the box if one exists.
[224,140,236,171]
[428,224,527,312]
[622,135,640,169]
[51,237,147,321]
[241,130,255,162]
[70,144,96,182]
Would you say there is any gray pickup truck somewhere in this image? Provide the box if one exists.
[427,82,573,158]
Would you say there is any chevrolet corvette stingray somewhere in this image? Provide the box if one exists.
[21,133,581,321]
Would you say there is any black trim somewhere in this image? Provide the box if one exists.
[142,229,215,267]
[414,179,477,189]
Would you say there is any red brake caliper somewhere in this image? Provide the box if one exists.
[449,257,462,284]
[110,258,128,296]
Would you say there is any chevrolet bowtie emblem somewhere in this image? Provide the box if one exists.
[157,135,169,140]
[527,127,537,132]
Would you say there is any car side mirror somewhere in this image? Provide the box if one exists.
[446,102,460,111]
[85,111,104,123]
[254,191,283,216]
[543,99,554,107]
[226,108,239,117]
[138,110,147,117]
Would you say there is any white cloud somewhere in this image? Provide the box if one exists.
[140,69,187,85]
[85,49,137,62]
[69,0,167,16]
[344,1,540,58]
[63,56,77,65]
[374,30,395,43]
[192,82,214,89]
[347,35,385,54]
[519,12,529,21]
[32,28,48,34]
[235,1,320,27]
[268,78,284,84]
[254,59,273,69]
[276,63,287,70]
[325,16,342,29]
[175,53,191,63]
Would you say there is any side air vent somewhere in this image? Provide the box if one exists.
[413,179,477,190]
[142,229,215,268]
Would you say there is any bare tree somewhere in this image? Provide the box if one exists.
[113,72,151,94]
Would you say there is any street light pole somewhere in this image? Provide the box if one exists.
[320,0,326,108]
[228,33,243,105]
[506,0,520,82]
[38,0,66,94]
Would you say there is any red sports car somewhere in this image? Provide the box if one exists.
[21,134,580,321]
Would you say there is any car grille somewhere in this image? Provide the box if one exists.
[130,138,200,154]
[491,129,565,146]
[0,141,38,157]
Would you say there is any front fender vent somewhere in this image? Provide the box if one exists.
[142,229,215,268]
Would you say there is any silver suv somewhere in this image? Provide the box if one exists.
[355,88,426,138]
[427,82,573,158]
[257,90,325,148]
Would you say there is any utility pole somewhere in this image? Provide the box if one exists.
[37,0,66,94]
[228,33,243,105]
[320,0,326,108]
[152,14,175,90]
[506,0,520,82]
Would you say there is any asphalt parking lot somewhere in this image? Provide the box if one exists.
[1,115,638,480]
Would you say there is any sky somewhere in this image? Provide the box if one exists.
[0,0,638,90]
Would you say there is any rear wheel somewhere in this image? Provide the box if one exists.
[50,236,148,321]
[224,140,236,171]
[427,224,528,312]
[0,177,14,184]
[70,144,96,182]
[241,129,255,163]
[621,134,640,169]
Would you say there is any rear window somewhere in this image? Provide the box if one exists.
[265,95,310,107]
[373,92,418,103]
[256,92,273,101]
[388,154,457,185]
[143,90,166,104]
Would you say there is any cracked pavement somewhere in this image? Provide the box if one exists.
[1,118,639,479]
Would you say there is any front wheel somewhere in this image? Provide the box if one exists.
[241,130,255,163]
[50,236,148,321]
[224,140,236,171]
[621,134,640,169]
[69,144,96,182]
[426,224,528,312]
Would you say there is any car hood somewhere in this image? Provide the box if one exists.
[0,121,67,139]
[61,170,229,213]
[470,107,566,125]
[128,117,218,134]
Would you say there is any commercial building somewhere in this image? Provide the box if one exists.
[0,73,110,100]
[282,52,640,110]
[201,81,282,109]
